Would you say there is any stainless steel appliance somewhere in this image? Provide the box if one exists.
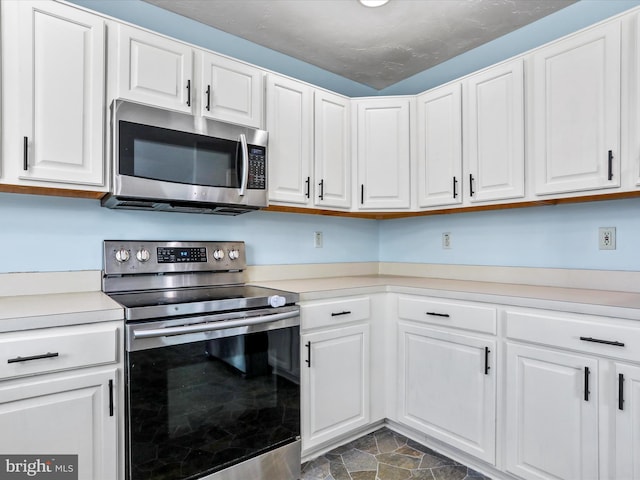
[102,240,300,480]
[102,100,268,215]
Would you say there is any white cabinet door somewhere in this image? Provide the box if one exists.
[397,322,496,463]
[115,23,194,113]
[266,74,314,206]
[11,0,105,186]
[200,52,264,128]
[529,22,620,195]
[314,90,351,209]
[301,323,370,452]
[0,369,118,480]
[416,84,462,208]
[505,343,599,480]
[356,98,411,210]
[615,362,640,480]
[465,59,525,202]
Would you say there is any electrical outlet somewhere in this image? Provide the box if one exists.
[314,231,323,248]
[442,232,452,249]
[599,227,616,250]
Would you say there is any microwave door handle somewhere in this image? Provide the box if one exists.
[239,133,249,196]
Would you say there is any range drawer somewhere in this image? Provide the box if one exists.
[0,322,120,380]
[398,296,497,334]
[505,308,640,362]
[300,296,370,330]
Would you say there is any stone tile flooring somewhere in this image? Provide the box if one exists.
[301,427,491,480]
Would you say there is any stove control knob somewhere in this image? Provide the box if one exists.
[213,249,225,261]
[268,295,286,308]
[115,248,130,263]
[136,249,150,263]
[228,249,240,260]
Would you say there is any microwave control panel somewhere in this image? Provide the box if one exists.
[247,146,266,189]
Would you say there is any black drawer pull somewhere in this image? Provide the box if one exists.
[484,347,490,375]
[108,379,114,417]
[426,312,450,318]
[331,311,351,317]
[579,336,624,347]
[305,341,311,368]
[8,352,59,364]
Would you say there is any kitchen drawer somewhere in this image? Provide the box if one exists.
[300,296,370,330]
[505,308,640,362]
[0,322,120,380]
[398,296,497,335]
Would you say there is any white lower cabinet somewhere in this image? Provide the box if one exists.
[300,296,371,454]
[0,321,122,480]
[505,343,599,480]
[615,362,640,480]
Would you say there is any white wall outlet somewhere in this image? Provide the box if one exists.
[442,232,452,249]
[314,231,323,248]
[598,227,616,250]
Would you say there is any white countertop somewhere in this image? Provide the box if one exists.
[252,274,640,321]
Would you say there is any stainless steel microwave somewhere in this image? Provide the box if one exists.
[101,100,268,215]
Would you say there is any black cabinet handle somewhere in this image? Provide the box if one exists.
[331,310,351,317]
[469,174,475,197]
[108,379,114,417]
[360,184,364,205]
[608,150,613,181]
[579,336,624,347]
[484,347,490,375]
[23,136,29,171]
[452,176,458,198]
[305,177,310,198]
[186,79,191,106]
[8,352,59,364]
[619,373,625,411]
[205,85,211,111]
[319,179,324,200]
[305,341,311,368]
[584,366,590,401]
[426,312,450,318]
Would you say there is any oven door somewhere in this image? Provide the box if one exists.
[125,307,300,480]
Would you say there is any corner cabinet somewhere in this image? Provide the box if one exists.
[354,98,412,210]
[300,296,371,454]
[1,0,106,188]
[395,296,497,464]
[528,21,621,196]
[0,321,122,480]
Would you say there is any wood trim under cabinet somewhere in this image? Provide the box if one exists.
[266,190,640,220]
[0,184,105,200]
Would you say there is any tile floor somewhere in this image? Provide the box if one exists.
[301,427,491,480]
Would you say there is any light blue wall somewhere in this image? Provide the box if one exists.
[0,193,378,273]
[379,198,640,271]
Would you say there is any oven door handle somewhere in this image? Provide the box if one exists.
[132,310,299,339]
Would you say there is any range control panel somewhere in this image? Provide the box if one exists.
[103,240,246,275]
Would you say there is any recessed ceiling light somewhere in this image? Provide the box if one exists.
[359,0,390,7]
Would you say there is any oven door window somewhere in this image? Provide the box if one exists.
[119,120,241,188]
[126,326,300,480]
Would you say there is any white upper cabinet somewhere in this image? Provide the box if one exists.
[1,0,106,188]
[200,52,264,128]
[314,91,351,209]
[529,21,621,196]
[355,98,411,210]
[114,23,194,114]
[464,59,525,203]
[416,83,462,208]
[266,74,314,205]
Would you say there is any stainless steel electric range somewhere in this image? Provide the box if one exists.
[102,240,301,480]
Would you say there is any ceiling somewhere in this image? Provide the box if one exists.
[143,0,577,90]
